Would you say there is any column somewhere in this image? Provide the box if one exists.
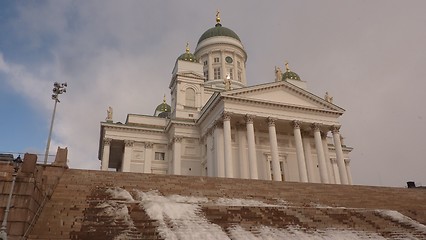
[167,143,173,174]
[221,50,226,79]
[208,51,213,80]
[237,124,249,179]
[223,112,234,178]
[242,62,247,85]
[214,123,225,177]
[312,123,329,184]
[143,142,153,173]
[172,136,182,175]
[268,117,282,181]
[245,114,258,179]
[302,133,315,182]
[101,138,112,171]
[293,121,308,182]
[345,159,353,185]
[122,140,134,172]
[331,126,349,184]
[322,132,336,184]
[233,52,238,80]
[332,159,341,184]
[206,131,214,177]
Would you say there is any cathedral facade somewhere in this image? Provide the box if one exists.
[98,14,353,184]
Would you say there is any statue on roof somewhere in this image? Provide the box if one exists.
[275,66,282,82]
[224,73,232,91]
[324,92,333,103]
[106,106,113,122]
[285,62,290,72]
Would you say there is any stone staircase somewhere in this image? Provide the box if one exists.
[28,169,426,239]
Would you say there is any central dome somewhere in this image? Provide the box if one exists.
[198,23,241,44]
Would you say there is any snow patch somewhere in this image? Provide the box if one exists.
[228,225,388,240]
[106,187,134,201]
[97,187,142,238]
[215,197,278,207]
[134,190,229,240]
[376,210,426,233]
[99,188,423,240]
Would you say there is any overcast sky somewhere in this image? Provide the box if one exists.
[1,1,425,187]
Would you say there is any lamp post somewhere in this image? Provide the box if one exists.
[43,82,67,164]
[0,155,23,240]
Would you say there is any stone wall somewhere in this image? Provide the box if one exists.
[0,151,67,239]
[28,169,426,239]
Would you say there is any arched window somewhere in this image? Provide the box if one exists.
[185,88,196,107]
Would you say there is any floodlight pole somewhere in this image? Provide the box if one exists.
[43,82,67,164]
[44,99,58,164]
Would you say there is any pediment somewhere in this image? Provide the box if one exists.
[177,71,205,79]
[223,82,344,113]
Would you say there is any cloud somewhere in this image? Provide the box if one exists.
[1,1,426,186]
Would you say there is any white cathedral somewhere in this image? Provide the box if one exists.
[98,13,353,185]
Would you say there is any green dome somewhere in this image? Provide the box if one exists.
[155,102,171,112]
[281,63,301,81]
[282,71,301,81]
[198,23,241,44]
[177,43,198,62]
[177,52,198,62]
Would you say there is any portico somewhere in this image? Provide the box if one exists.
[199,95,351,184]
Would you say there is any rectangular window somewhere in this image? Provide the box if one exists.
[237,71,242,81]
[204,60,208,66]
[228,68,234,80]
[214,67,221,79]
[204,70,208,79]
[155,152,165,160]
[214,57,220,63]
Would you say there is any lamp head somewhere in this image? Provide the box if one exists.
[13,155,23,172]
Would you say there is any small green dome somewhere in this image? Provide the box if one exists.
[198,23,241,44]
[177,43,198,62]
[177,52,198,62]
[154,96,171,118]
[155,102,171,112]
[282,71,301,81]
[282,62,301,81]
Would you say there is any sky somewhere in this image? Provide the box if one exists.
[1,0,425,188]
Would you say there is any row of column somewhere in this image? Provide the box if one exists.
[293,121,350,184]
[101,139,154,173]
[206,113,259,179]
[203,112,350,185]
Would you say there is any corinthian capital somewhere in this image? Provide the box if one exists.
[266,117,276,127]
[245,114,255,124]
[222,111,231,121]
[291,120,301,129]
[330,125,341,133]
[103,138,112,145]
[145,142,154,148]
[173,136,183,143]
[311,123,321,131]
[124,140,134,147]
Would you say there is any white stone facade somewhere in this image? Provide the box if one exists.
[98,16,353,184]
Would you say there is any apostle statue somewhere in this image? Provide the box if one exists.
[275,66,282,82]
[224,74,232,91]
[106,106,113,122]
[324,92,333,103]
